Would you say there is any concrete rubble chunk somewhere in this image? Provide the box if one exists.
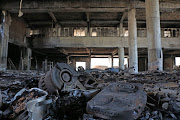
[86,82,147,120]
[162,102,169,110]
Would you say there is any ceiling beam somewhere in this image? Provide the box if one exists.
[86,13,90,36]
[28,20,180,25]
[28,21,87,25]
[91,21,119,24]
[123,20,180,24]
[5,8,126,13]
[120,11,128,23]
[59,48,69,55]
[86,13,90,22]
[48,12,57,23]
[32,49,46,55]
[1,1,180,13]
[69,53,114,56]
[112,49,118,56]
[29,21,120,25]
[86,48,91,54]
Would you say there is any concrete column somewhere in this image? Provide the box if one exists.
[44,59,48,72]
[120,22,124,37]
[67,55,70,64]
[87,22,90,36]
[34,56,38,70]
[23,48,32,70]
[26,48,32,70]
[128,8,138,74]
[88,56,91,69]
[21,59,24,70]
[0,11,10,71]
[118,47,124,70]
[145,57,148,71]
[111,55,114,68]
[88,49,91,69]
[88,53,91,69]
[146,0,163,71]
[21,48,26,70]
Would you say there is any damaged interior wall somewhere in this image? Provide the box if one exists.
[9,14,27,47]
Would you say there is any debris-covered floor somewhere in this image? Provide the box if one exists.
[0,63,180,120]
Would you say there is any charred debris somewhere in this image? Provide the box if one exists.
[0,63,180,120]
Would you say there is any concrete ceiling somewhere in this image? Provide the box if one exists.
[1,0,180,56]
[1,0,180,28]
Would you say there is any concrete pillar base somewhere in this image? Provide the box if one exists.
[111,55,114,68]
[0,11,10,71]
[118,47,124,70]
[22,48,32,70]
[26,48,32,70]
[148,49,163,71]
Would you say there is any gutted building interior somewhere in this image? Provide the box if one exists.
[0,0,180,120]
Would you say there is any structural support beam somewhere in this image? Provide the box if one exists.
[88,48,91,69]
[32,36,180,49]
[26,48,32,70]
[59,48,68,55]
[120,11,127,23]
[2,1,180,13]
[22,47,32,70]
[128,8,138,74]
[118,47,124,70]
[67,55,70,64]
[86,13,90,36]
[0,11,10,71]
[112,49,118,56]
[48,12,57,23]
[44,59,48,72]
[48,12,61,27]
[28,20,180,26]
[146,0,163,71]
[120,23,124,37]
[111,55,114,68]
[119,11,127,36]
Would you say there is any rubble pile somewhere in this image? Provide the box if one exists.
[86,70,180,120]
[138,81,180,120]
[45,91,87,120]
[0,71,41,91]
[0,63,180,120]
[0,71,43,120]
[10,89,45,119]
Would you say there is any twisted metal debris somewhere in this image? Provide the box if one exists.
[0,63,180,120]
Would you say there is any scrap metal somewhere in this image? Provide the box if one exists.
[0,63,180,120]
[39,63,79,93]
